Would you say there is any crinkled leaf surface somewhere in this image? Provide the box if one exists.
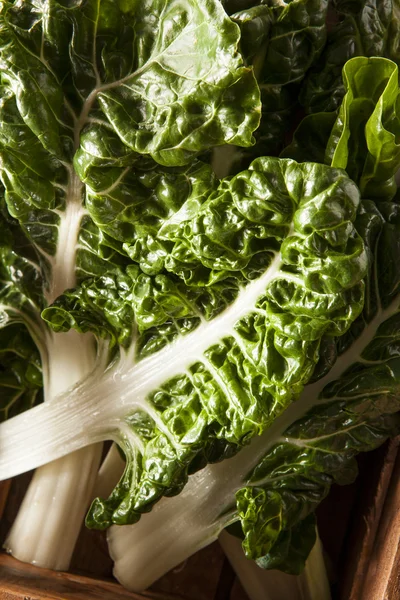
[0,0,260,166]
[108,195,400,576]
[237,195,400,571]
[38,157,367,528]
[225,56,400,573]
[223,0,328,168]
[0,0,260,295]
[108,194,400,580]
[0,0,261,417]
[105,54,400,579]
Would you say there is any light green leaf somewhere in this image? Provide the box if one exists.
[327,57,400,200]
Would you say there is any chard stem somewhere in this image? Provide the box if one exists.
[3,331,103,570]
[4,444,102,570]
[93,443,125,500]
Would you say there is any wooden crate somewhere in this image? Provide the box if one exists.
[1,438,400,600]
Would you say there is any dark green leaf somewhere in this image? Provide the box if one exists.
[300,0,395,113]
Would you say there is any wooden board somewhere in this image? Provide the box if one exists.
[356,440,400,599]
[0,554,181,600]
[0,480,10,521]
[336,437,400,600]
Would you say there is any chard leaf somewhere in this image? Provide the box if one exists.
[0,324,42,422]
[240,391,400,569]
[252,0,328,87]
[327,57,400,200]
[0,200,46,340]
[300,0,396,113]
[0,0,261,327]
[237,196,400,571]
[231,5,273,64]
[105,194,400,584]
[0,0,260,167]
[39,157,367,528]
[284,57,400,202]
[75,145,216,275]
[0,0,262,413]
[224,0,328,167]
[280,111,337,164]
[0,191,44,419]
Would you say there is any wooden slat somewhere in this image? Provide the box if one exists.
[358,442,400,599]
[0,480,11,521]
[0,554,184,600]
[339,438,400,600]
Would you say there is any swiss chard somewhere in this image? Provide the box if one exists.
[218,0,329,171]
[300,0,399,113]
[105,56,400,591]
[0,0,260,572]
[1,1,400,596]
[0,156,367,531]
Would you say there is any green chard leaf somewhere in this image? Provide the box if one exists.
[0,0,262,415]
[300,0,397,113]
[0,324,43,423]
[0,182,45,418]
[0,0,260,291]
[104,52,400,582]
[0,194,46,346]
[221,0,328,170]
[225,66,400,570]
[238,194,400,571]
[37,156,368,528]
[107,193,400,582]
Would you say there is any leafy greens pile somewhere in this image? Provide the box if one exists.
[1,0,400,595]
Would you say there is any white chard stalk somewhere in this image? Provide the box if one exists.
[5,446,102,570]
[4,330,102,570]
[93,443,126,501]
[299,534,332,600]
[3,150,102,570]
